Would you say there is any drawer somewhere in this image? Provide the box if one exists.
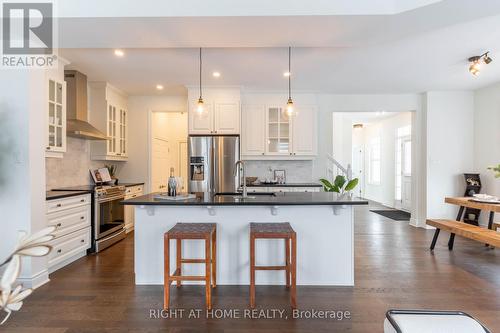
[48,227,91,268]
[125,192,141,200]
[47,205,91,238]
[46,194,91,214]
[125,185,143,195]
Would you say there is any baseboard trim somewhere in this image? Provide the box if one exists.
[17,269,50,289]
[410,218,433,229]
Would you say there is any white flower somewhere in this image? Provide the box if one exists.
[14,226,56,258]
[0,226,56,325]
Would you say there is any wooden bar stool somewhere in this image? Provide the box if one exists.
[249,222,297,308]
[164,223,217,310]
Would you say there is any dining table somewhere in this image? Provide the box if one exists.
[445,197,500,249]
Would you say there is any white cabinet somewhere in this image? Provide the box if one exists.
[46,194,91,273]
[291,106,317,156]
[189,100,240,135]
[46,78,67,157]
[89,82,128,161]
[124,185,143,233]
[266,106,291,156]
[241,105,266,156]
[241,104,317,159]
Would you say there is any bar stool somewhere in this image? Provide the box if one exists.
[249,222,297,308]
[164,223,217,310]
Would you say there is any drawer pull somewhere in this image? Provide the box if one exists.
[57,249,62,253]
[80,216,85,220]
[80,239,85,243]
[80,199,85,202]
[56,223,62,227]
[56,203,62,207]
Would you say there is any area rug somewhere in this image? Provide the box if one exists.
[370,209,411,221]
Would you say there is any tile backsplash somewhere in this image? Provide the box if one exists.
[244,160,314,183]
[45,137,122,190]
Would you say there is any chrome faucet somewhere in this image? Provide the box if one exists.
[235,160,247,198]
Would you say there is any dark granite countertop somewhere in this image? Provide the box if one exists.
[122,192,367,206]
[46,190,92,201]
[121,182,145,187]
[247,183,322,188]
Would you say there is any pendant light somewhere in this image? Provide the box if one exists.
[196,47,204,113]
[285,46,294,116]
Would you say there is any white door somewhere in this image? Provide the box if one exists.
[241,105,266,156]
[151,138,170,192]
[401,138,412,211]
[352,145,364,198]
[214,101,240,134]
[178,141,188,191]
[292,106,317,156]
[189,101,213,134]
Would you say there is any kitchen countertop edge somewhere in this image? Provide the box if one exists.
[46,190,93,201]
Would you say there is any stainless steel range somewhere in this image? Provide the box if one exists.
[52,184,126,253]
[94,185,126,252]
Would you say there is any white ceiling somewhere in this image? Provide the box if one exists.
[60,0,500,95]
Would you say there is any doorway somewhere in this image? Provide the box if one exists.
[149,111,188,192]
[395,129,412,211]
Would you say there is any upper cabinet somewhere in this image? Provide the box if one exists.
[89,82,128,161]
[46,78,67,157]
[241,104,317,159]
[45,58,70,158]
[241,105,266,156]
[188,88,241,135]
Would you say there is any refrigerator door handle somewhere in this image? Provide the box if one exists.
[210,142,216,194]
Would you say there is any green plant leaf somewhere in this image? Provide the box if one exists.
[334,175,346,189]
[319,178,334,191]
[345,178,359,191]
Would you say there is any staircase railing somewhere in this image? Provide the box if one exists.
[326,154,352,181]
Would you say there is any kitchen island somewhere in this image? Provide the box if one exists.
[123,192,367,286]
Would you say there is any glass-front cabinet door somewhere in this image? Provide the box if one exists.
[119,108,127,156]
[266,107,291,155]
[107,104,117,155]
[46,78,66,154]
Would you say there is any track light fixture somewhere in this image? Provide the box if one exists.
[468,51,493,76]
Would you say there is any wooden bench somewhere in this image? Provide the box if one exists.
[427,219,500,250]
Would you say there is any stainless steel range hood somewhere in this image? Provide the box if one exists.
[64,70,108,140]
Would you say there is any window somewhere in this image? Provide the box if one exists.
[368,138,381,184]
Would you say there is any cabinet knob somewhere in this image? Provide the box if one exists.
[262,153,264,155]
[80,216,85,220]
[56,223,62,227]
[80,239,85,243]
[80,199,85,202]
[46,146,51,150]
[56,203,62,207]
[57,249,62,253]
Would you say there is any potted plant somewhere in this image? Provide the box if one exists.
[319,175,359,195]
[487,164,500,178]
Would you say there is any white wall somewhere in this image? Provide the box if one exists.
[424,91,475,220]
[0,70,48,288]
[474,82,500,225]
[119,95,187,193]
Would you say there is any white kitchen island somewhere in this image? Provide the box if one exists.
[123,192,367,286]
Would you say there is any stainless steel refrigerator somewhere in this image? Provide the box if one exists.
[188,135,240,193]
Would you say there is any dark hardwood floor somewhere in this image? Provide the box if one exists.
[3,202,500,332]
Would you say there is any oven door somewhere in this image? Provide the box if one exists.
[95,195,125,240]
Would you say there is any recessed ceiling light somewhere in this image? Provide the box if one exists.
[114,49,125,57]
[156,84,164,90]
[212,71,221,78]
[283,71,291,77]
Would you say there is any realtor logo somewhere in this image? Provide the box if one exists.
[1,1,57,68]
